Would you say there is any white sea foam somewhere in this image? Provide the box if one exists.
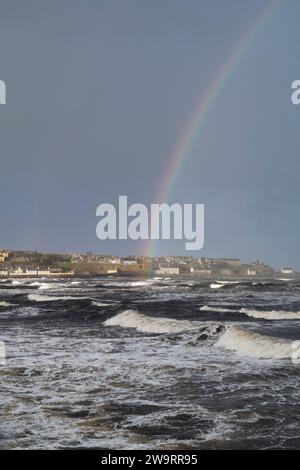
[129,281,151,287]
[92,300,118,307]
[240,308,300,320]
[0,301,13,307]
[216,326,293,359]
[200,305,237,313]
[28,293,85,302]
[18,307,40,317]
[210,283,224,289]
[215,280,240,284]
[124,280,156,287]
[200,305,300,320]
[104,310,197,333]
[104,309,223,335]
[37,283,58,290]
[103,279,156,289]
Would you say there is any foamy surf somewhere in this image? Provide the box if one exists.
[104,310,223,335]
[118,280,157,288]
[0,301,13,307]
[200,305,300,320]
[216,326,293,359]
[216,280,240,284]
[200,305,238,313]
[210,281,241,289]
[28,293,86,302]
[127,281,155,287]
[92,300,119,307]
[37,283,58,290]
[240,308,300,320]
[104,310,198,333]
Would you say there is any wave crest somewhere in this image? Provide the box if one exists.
[104,310,223,336]
[216,326,293,359]
[0,301,13,307]
[200,305,237,313]
[240,308,300,320]
[28,293,85,302]
[200,305,300,320]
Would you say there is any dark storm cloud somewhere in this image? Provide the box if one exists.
[0,0,299,268]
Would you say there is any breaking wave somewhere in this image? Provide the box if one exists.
[240,308,300,320]
[92,300,119,307]
[104,310,223,335]
[216,326,294,359]
[104,311,296,360]
[29,282,58,288]
[200,305,300,320]
[215,280,240,284]
[210,281,241,289]
[37,283,58,290]
[28,293,86,302]
[0,301,13,307]
[127,281,155,287]
[200,305,238,314]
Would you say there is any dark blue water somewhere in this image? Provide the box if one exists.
[0,277,300,449]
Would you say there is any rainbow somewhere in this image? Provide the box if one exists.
[147,0,281,257]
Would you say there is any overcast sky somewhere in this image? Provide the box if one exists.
[0,0,299,268]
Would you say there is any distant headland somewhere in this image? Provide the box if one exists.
[0,249,296,279]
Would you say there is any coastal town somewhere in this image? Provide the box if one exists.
[0,249,296,278]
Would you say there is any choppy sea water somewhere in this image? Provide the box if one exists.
[1,276,300,449]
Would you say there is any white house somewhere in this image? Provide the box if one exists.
[12,266,24,276]
[154,266,179,275]
[122,259,137,265]
[281,267,293,274]
[37,267,51,275]
[247,269,257,276]
[191,267,212,276]
[26,267,38,275]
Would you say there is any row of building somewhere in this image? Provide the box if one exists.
[152,258,294,277]
[0,249,295,277]
[0,266,74,277]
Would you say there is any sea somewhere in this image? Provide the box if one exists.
[0,276,300,449]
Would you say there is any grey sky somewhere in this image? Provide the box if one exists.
[0,0,299,268]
